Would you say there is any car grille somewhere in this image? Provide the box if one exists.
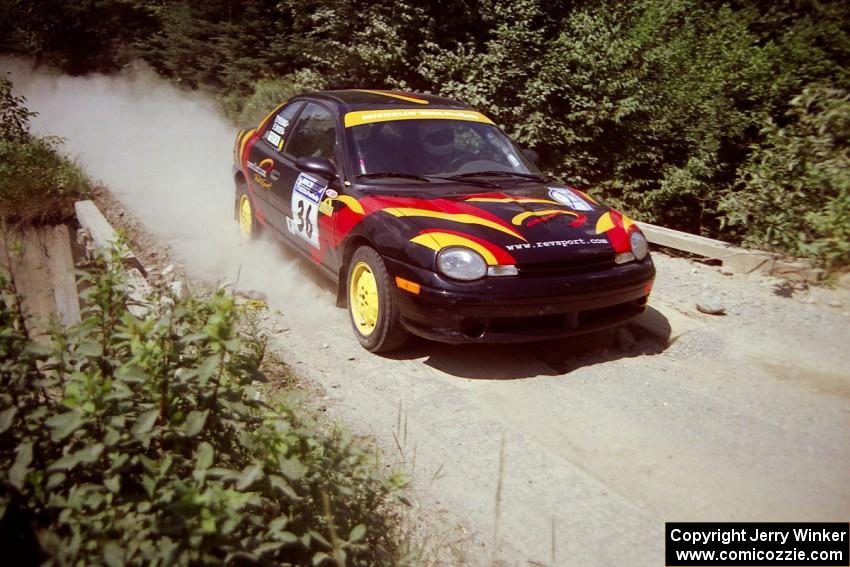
[515,254,616,277]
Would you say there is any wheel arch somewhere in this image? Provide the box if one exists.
[336,234,376,308]
[233,171,248,219]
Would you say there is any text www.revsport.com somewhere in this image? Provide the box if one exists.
[675,548,844,563]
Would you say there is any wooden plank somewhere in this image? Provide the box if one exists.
[2,228,54,337]
[636,221,779,274]
[74,199,146,275]
[75,199,120,250]
[75,200,150,317]
[46,225,81,326]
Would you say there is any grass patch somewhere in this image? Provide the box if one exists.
[0,75,91,225]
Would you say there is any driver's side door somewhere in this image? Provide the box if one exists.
[275,102,340,258]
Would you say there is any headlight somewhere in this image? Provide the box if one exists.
[630,230,649,260]
[437,247,487,281]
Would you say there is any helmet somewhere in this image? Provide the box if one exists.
[419,121,455,156]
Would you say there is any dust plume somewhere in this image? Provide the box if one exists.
[1,58,334,314]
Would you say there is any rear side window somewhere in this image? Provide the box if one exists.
[262,101,304,152]
[284,103,337,161]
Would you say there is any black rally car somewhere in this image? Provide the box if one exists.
[233,89,654,352]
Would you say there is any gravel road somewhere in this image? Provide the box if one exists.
[7,60,849,566]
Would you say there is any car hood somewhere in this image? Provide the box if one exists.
[347,182,638,266]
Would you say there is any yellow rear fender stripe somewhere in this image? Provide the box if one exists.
[259,101,287,129]
[238,128,255,164]
[385,208,525,241]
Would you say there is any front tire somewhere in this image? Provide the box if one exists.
[347,246,408,353]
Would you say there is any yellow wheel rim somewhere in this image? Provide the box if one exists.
[239,195,253,238]
[349,261,379,336]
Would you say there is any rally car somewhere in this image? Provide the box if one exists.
[233,89,654,352]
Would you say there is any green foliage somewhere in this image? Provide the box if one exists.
[721,85,850,269]
[0,0,157,74]
[0,245,409,565]
[1,74,35,141]
[1,0,849,269]
[0,77,90,224]
[228,70,328,126]
[421,0,850,240]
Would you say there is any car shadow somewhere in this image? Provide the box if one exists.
[385,306,672,380]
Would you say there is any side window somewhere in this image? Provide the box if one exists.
[262,101,304,152]
[284,103,337,162]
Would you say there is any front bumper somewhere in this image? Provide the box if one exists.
[384,256,655,343]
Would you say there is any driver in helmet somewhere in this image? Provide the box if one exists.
[413,121,457,175]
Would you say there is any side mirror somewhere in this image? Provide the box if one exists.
[295,156,337,179]
[522,148,540,165]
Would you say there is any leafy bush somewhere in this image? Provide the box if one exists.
[228,71,328,127]
[0,76,90,224]
[1,74,35,141]
[2,1,849,270]
[721,85,850,270]
[0,245,409,565]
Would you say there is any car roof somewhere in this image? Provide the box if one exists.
[294,89,471,115]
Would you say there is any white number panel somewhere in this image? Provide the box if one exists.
[286,173,327,248]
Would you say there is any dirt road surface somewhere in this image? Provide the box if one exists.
[6,60,850,566]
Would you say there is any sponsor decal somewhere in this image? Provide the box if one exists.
[344,108,494,128]
[293,173,326,204]
[319,197,334,217]
[272,115,290,134]
[253,173,272,190]
[505,238,608,251]
[247,161,267,177]
[548,187,593,211]
[265,130,282,148]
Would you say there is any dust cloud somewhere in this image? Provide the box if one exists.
[1,58,334,313]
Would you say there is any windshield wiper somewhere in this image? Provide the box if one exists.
[425,175,500,188]
[454,170,548,182]
[358,172,431,182]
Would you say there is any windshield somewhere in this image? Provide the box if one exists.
[346,119,540,179]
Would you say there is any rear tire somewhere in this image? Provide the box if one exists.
[347,246,408,353]
[236,185,258,240]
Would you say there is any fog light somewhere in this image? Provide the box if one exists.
[615,252,636,264]
[487,265,518,277]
